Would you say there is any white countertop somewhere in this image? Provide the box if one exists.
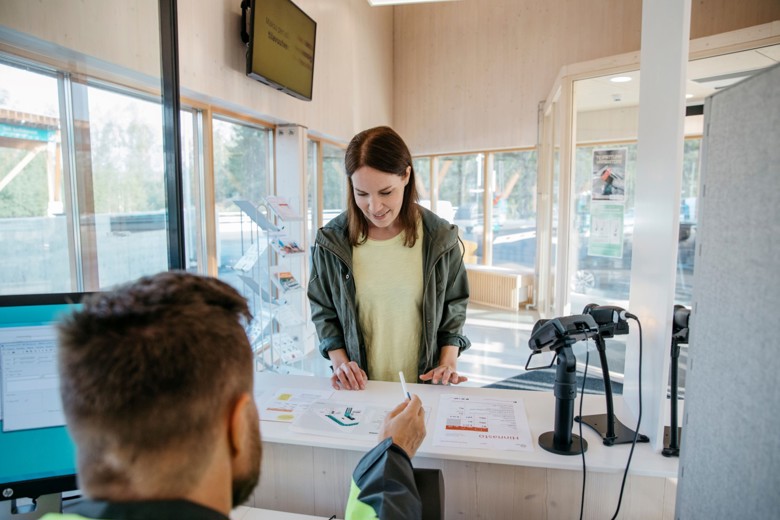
[231,505,337,519]
[254,372,679,478]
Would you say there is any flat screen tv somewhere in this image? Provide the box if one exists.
[246,0,317,101]
[0,293,87,515]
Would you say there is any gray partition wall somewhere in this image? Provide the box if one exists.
[676,62,780,519]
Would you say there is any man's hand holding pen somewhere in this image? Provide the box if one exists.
[379,394,426,458]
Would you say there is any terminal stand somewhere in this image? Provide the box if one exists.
[539,346,588,456]
[575,334,649,446]
[662,332,685,457]
[0,493,61,520]
[662,305,689,458]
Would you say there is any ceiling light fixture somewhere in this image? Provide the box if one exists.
[610,76,632,83]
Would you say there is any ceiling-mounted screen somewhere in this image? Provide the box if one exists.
[247,0,317,101]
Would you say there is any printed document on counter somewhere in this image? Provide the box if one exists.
[433,394,533,451]
[290,401,432,441]
[257,388,333,422]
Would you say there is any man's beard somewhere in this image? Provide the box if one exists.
[232,419,262,507]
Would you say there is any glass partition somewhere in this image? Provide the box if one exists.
[562,45,779,379]
[306,138,319,247]
[212,117,271,294]
[86,84,167,289]
[180,108,205,273]
[0,0,184,296]
[413,157,432,214]
[491,150,537,271]
[534,98,557,316]
[0,62,70,294]
[675,137,701,303]
[438,154,483,264]
[0,60,174,293]
[549,100,561,314]
[570,140,638,309]
[321,142,346,226]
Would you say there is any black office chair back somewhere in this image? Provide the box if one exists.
[413,468,445,520]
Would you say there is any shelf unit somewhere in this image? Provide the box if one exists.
[233,197,311,375]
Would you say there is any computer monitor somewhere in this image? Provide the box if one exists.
[0,293,87,517]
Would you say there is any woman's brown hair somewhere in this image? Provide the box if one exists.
[344,126,420,247]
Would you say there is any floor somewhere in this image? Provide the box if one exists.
[455,303,540,387]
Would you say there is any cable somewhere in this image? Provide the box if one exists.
[578,346,590,520]
[240,0,251,44]
[610,316,643,520]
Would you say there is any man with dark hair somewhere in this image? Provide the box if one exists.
[45,271,427,520]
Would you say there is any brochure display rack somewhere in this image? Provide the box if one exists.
[233,197,310,375]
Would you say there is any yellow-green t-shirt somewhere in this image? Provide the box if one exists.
[352,223,423,383]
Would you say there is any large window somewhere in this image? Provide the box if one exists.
[491,150,537,271]
[567,69,707,381]
[180,108,205,274]
[676,138,700,304]
[306,138,319,247]
[321,142,346,226]
[570,139,700,308]
[570,142,638,309]
[0,54,281,299]
[0,62,69,294]
[413,157,433,214]
[438,154,483,263]
[86,84,167,288]
[306,139,346,246]
[413,150,537,269]
[212,117,272,295]
[0,59,173,294]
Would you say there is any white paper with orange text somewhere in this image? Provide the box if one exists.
[432,394,533,451]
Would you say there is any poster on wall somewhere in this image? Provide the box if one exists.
[588,202,625,258]
[591,148,627,201]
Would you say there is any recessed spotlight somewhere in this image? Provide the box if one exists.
[685,93,694,99]
[610,76,632,83]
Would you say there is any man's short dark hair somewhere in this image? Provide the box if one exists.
[57,271,253,491]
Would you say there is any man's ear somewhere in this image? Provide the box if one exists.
[228,392,252,458]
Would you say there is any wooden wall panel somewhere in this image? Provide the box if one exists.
[0,0,393,145]
[393,0,644,155]
[0,0,161,77]
[690,0,780,39]
[3,0,776,151]
[176,0,394,143]
[393,0,779,154]
[255,443,679,519]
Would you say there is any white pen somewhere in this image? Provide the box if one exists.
[399,371,411,400]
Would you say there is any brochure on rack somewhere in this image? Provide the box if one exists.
[271,236,305,256]
[272,270,301,292]
[265,196,301,221]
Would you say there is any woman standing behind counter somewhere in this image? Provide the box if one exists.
[308,126,471,390]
